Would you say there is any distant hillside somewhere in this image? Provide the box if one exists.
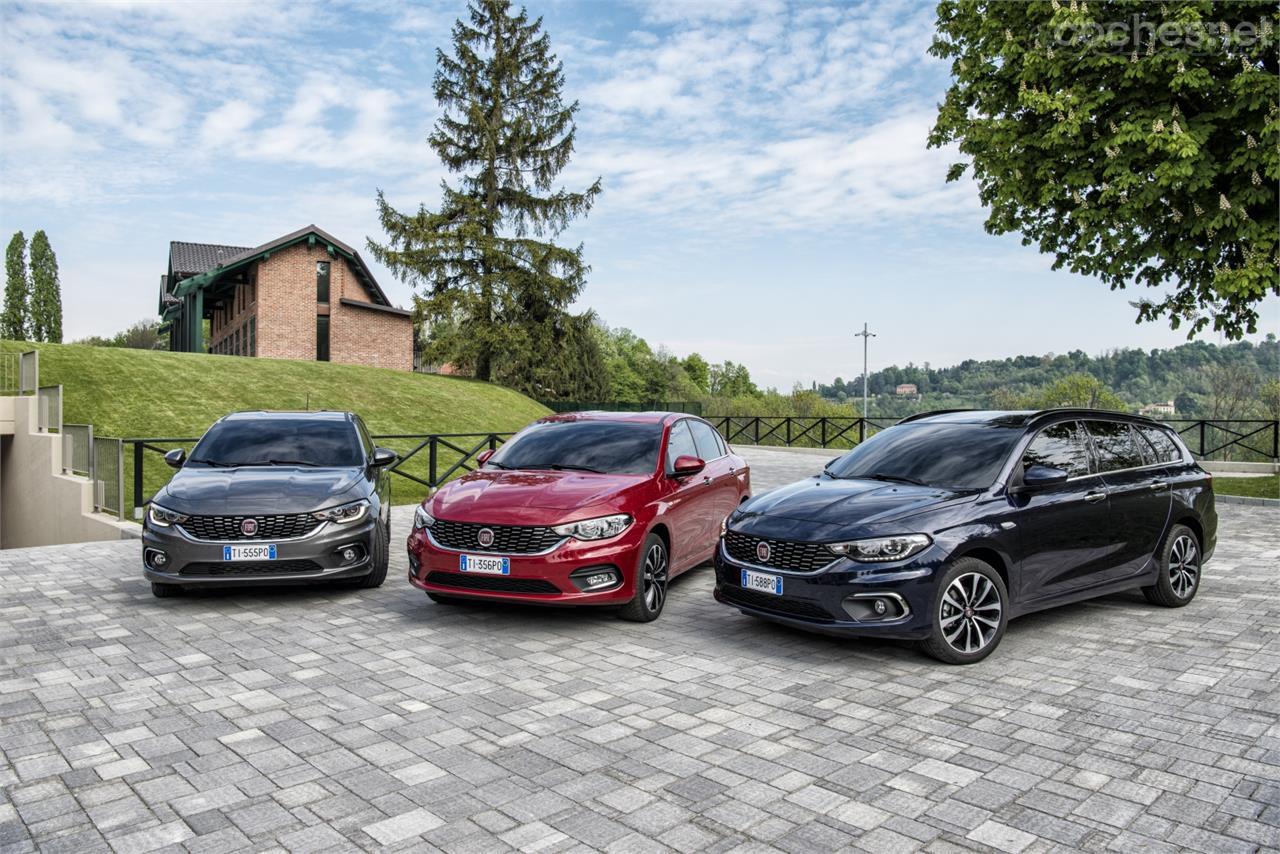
[818,337,1279,418]
[0,341,550,508]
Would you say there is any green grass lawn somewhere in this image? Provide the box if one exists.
[2,340,549,512]
[1213,473,1280,500]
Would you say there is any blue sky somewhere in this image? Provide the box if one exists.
[1,0,1275,390]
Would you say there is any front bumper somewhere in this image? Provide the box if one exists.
[142,517,377,587]
[406,522,645,606]
[712,539,942,640]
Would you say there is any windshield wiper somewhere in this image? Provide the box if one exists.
[485,460,511,469]
[821,467,842,479]
[863,473,928,487]
[260,459,323,468]
[188,457,236,467]
[522,463,605,474]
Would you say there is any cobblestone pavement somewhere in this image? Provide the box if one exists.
[0,447,1277,852]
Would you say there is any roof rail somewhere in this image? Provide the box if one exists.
[896,408,979,424]
[1025,407,1151,423]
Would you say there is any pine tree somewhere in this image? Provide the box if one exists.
[2,231,29,341]
[29,230,62,343]
[369,0,601,390]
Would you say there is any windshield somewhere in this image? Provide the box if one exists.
[189,418,364,468]
[488,420,663,475]
[825,423,1022,490]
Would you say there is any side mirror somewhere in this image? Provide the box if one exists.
[1020,464,1069,489]
[371,447,398,467]
[163,448,186,469]
[476,448,496,466]
[671,455,706,477]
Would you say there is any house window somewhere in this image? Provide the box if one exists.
[317,315,330,361]
[249,317,256,356]
[234,327,241,356]
[317,261,331,303]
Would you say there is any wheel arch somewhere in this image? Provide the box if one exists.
[951,544,1012,594]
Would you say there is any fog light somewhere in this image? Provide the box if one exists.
[569,565,621,592]
[145,549,169,569]
[342,548,357,562]
[873,598,887,615]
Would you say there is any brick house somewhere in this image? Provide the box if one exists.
[159,225,413,371]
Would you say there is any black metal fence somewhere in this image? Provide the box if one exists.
[125,431,514,517]
[707,416,894,450]
[542,400,703,415]
[1163,419,1279,461]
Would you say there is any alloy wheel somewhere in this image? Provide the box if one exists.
[939,571,1003,655]
[642,542,668,612]
[1169,534,1199,599]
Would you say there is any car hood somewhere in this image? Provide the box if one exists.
[431,469,648,524]
[156,466,366,515]
[738,476,972,533]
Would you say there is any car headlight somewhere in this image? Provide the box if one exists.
[827,534,931,562]
[148,503,189,527]
[413,504,436,531]
[312,499,370,524]
[553,514,632,541]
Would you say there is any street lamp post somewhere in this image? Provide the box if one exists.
[855,323,876,419]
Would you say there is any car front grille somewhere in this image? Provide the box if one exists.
[723,531,837,573]
[721,586,833,621]
[429,519,564,554]
[180,560,322,577]
[425,571,561,595]
[179,514,322,542]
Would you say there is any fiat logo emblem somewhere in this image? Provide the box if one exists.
[477,528,495,548]
[756,541,772,563]
[241,518,258,537]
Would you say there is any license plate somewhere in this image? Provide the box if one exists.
[742,568,783,595]
[224,544,276,561]
[460,554,510,575]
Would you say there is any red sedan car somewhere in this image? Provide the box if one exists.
[407,412,750,621]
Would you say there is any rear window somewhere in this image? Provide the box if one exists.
[190,417,364,468]
[1138,426,1184,464]
[489,420,662,475]
[1086,421,1145,472]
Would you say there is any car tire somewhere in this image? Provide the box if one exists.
[618,533,669,623]
[150,582,182,598]
[921,557,1008,665]
[1142,524,1201,608]
[358,516,390,589]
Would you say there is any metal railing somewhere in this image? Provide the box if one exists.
[37,385,62,433]
[62,424,93,477]
[93,437,124,518]
[0,349,39,395]
[542,400,704,415]
[1162,419,1279,462]
[708,416,894,449]
[122,431,515,517]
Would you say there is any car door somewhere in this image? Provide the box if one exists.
[688,418,741,544]
[661,420,720,572]
[1085,420,1172,580]
[1013,421,1120,602]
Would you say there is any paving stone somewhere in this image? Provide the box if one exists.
[0,490,1273,853]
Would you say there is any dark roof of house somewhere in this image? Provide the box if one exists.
[163,225,396,314]
[169,241,253,278]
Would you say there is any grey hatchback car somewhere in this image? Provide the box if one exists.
[142,411,396,597]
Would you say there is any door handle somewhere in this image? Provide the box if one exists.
[702,476,712,485]
[1149,480,1167,490]
[1084,491,1107,504]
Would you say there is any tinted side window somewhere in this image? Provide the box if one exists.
[1138,426,1183,464]
[689,420,723,460]
[666,421,698,468]
[1022,422,1090,478]
[1087,421,1145,472]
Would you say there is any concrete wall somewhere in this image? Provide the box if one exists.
[0,395,137,549]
